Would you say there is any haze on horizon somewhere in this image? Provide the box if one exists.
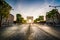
[5,0,60,20]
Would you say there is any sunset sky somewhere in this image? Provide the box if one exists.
[5,0,60,20]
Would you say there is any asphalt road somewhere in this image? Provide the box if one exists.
[0,24,60,40]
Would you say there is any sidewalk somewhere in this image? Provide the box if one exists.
[36,24,60,39]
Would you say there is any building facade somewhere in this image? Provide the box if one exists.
[7,14,14,26]
[27,16,34,23]
[2,14,14,27]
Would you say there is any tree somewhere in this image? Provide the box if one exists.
[34,16,44,23]
[46,9,59,25]
[16,14,26,24]
[34,18,39,23]
[22,19,26,23]
[16,14,24,23]
[16,14,21,23]
[0,0,12,27]
[39,16,44,21]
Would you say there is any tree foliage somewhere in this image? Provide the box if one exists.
[0,0,12,27]
[16,14,26,23]
[46,9,59,18]
[46,9,59,25]
[39,16,44,21]
[34,16,44,23]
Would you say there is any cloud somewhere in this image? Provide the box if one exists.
[10,0,60,20]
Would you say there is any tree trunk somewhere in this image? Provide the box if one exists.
[56,13,59,23]
[0,20,1,27]
[52,16,55,26]
[0,15,2,27]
